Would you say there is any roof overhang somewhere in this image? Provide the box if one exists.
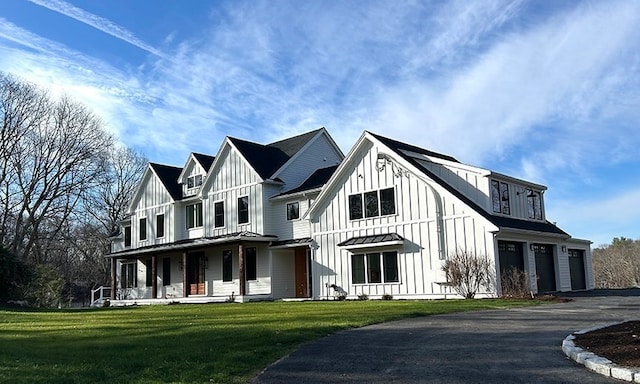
[338,233,405,251]
[270,238,313,249]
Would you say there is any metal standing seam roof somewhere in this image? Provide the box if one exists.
[337,233,405,247]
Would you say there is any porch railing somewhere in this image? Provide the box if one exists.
[90,286,112,306]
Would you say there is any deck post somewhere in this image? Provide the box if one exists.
[182,251,188,298]
[239,243,246,296]
[151,255,157,299]
[110,257,116,300]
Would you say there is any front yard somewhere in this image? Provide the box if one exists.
[0,299,537,383]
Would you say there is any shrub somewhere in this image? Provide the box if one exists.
[357,293,369,301]
[500,267,531,298]
[442,249,494,299]
[381,293,393,300]
[23,264,65,308]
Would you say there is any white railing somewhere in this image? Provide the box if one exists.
[90,286,112,306]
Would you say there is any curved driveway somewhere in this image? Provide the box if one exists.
[254,291,640,383]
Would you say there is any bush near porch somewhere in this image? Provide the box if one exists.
[0,299,539,384]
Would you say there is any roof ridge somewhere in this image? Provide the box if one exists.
[367,131,459,163]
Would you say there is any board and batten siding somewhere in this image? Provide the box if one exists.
[129,171,175,249]
[311,142,496,299]
[268,197,312,239]
[276,133,342,192]
[181,158,207,197]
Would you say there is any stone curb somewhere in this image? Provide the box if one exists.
[563,322,640,382]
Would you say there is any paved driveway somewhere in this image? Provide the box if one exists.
[253,292,640,383]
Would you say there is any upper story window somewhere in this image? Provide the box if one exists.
[491,180,510,215]
[214,201,225,228]
[124,226,131,247]
[238,196,249,224]
[527,190,542,220]
[287,202,300,221]
[139,218,147,241]
[156,214,165,238]
[187,174,203,189]
[349,188,396,220]
[186,202,203,229]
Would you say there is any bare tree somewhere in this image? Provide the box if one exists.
[442,249,495,299]
[592,237,640,288]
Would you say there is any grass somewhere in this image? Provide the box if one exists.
[0,299,540,383]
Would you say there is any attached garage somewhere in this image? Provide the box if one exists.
[568,249,587,290]
[533,244,556,293]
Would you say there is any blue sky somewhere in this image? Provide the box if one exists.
[1,0,639,247]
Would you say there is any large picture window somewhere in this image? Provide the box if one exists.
[349,187,396,220]
[214,201,225,228]
[351,251,399,284]
[286,202,300,221]
[245,247,257,281]
[121,262,137,288]
[491,180,510,215]
[186,202,203,229]
[238,196,249,224]
[223,250,233,282]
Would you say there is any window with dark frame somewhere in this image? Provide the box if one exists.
[238,196,249,224]
[162,257,171,285]
[245,247,257,281]
[121,263,137,288]
[139,218,147,241]
[214,201,224,228]
[124,226,131,247]
[186,202,203,229]
[145,259,153,287]
[348,194,363,220]
[156,214,165,238]
[222,250,233,282]
[491,180,511,215]
[186,174,203,189]
[500,182,510,215]
[364,191,379,218]
[286,202,300,221]
[351,251,399,284]
[349,188,396,220]
[380,188,396,216]
[527,190,542,220]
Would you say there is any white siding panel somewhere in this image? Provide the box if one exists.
[278,134,343,192]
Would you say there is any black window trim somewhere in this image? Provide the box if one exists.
[348,187,397,221]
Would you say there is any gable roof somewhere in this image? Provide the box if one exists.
[368,132,568,237]
[149,163,183,201]
[276,165,339,197]
[227,128,329,181]
[193,153,215,171]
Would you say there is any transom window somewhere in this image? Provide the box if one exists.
[351,251,399,284]
[286,202,300,221]
[527,189,542,220]
[349,188,396,220]
[187,174,203,189]
[186,202,203,229]
[491,180,510,215]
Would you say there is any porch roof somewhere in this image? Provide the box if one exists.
[106,231,277,259]
[270,237,313,248]
[338,233,405,250]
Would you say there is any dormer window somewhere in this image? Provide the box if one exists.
[491,180,510,215]
[187,174,203,189]
[527,190,542,220]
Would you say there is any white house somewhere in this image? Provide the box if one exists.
[105,128,592,303]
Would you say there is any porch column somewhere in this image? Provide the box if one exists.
[182,251,188,298]
[238,242,246,296]
[151,255,157,299]
[110,257,116,300]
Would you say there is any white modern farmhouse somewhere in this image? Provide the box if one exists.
[104,128,592,304]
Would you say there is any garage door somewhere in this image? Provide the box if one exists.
[568,249,586,290]
[498,241,524,275]
[533,244,556,293]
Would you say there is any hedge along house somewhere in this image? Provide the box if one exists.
[105,128,592,305]
[106,128,344,303]
[305,131,592,299]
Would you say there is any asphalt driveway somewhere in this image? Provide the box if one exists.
[253,291,640,383]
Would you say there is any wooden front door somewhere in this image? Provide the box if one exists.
[187,252,206,295]
[294,248,309,298]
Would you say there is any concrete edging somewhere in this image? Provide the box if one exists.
[563,322,640,382]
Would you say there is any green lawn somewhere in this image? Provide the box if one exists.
[0,299,539,383]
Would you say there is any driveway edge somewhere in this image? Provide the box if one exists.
[563,322,640,382]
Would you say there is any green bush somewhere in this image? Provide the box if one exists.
[23,264,65,308]
[0,246,32,303]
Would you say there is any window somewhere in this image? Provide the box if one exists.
[245,247,257,281]
[124,226,131,247]
[187,174,203,189]
[139,218,147,241]
[156,214,165,238]
[162,257,171,285]
[286,202,300,221]
[349,188,396,220]
[222,250,233,282]
[144,259,153,287]
[349,194,363,220]
[527,190,542,220]
[121,262,137,288]
[491,180,510,215]
[351,251,399,284]
[214,201,225,228]
[186,202,203,229]
[238,196,249,224]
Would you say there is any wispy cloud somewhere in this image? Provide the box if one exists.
[27,0,167,58]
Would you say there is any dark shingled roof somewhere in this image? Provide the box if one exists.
[369,132,569,237]
[149,163,183,201]
[193,153,215,171]
[338,233,404,247]
[229,128,324,180]
[278,165,339,196]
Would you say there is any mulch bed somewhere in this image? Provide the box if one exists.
[573,320,640,367]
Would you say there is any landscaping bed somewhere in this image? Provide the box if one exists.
[573,320,640,367]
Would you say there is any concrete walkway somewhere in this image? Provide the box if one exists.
[253,293,640,383]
